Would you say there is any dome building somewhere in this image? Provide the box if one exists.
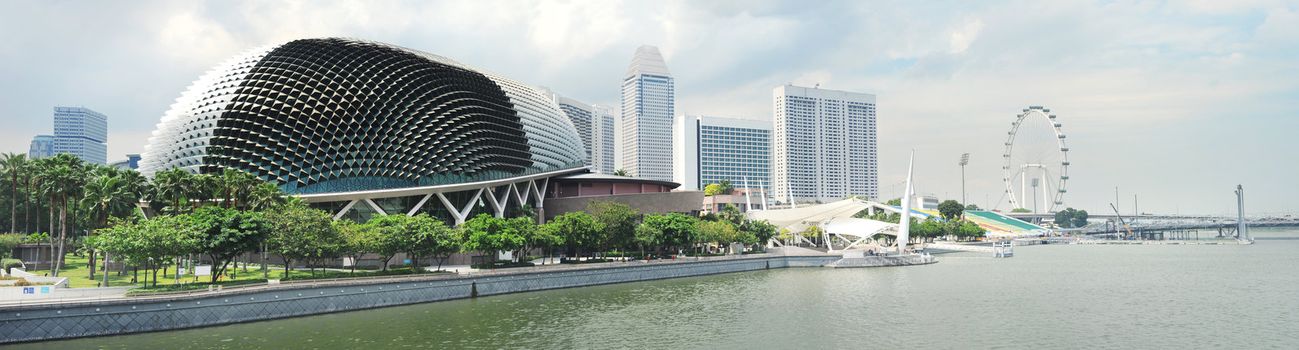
[140,38,605,224]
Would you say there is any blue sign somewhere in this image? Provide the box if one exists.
[40,286,50,294]
[403,259,411,264]
[22,287,34,294]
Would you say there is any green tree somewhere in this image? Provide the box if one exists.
[335,219,376,273]
[717,204,745,225]
[191,206,270,282]
[1053,208,1090,228]
[703,183,723,196]
[741,219,777,250]
[1,153,26,233]
[885,198,902,206]
[95,215,200,287]
[695,220,738,254]
[957,220,985,241]
[246,182,286,211]
[612,169,629,177]
[151,168,193,215]
[266,204,341,277]
[1011,208,1032,213]
[543,211,603,260]
[81,167,143,280]
[366,214,416,271]
[717,179,734,195]
[964,203,981,210]
[937,200,964,220]
[640,213,698,255]
[587,201,638,255]
[461,214,525,265]
[37,154,86,276]
[1071,209,1089,228]
[406,214,458,271]
[632,223,662,259]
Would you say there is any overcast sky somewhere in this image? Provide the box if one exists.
[1,0,1296,215]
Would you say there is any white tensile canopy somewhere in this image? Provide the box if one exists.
[748,199,897,251]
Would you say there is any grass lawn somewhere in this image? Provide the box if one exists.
[52,255,446,289]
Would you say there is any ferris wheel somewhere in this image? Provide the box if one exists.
[1002,106,1069,213]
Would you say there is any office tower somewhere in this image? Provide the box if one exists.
[591,105,616,174]
[555,95,595,167]
[619,45,674,181]
[51,106,108,164]
[772,85,877,203]
[28,135,55,159]
[674,115,771,193]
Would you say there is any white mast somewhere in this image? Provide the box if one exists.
[743,176,753,212]
[897,151,915,255]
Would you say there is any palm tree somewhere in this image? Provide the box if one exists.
[247,182,286,211]
[613,169,629,177]
[39,154,85,276]
[151,168,193,215]
[1,153,26,233]
[216,168,256,209]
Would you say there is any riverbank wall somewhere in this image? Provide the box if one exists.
[0,254,845,344]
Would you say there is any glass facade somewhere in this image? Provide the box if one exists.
[697,117,771,193]
[50,107,108,164]
[140,38,586,195]
[27,135,54,159]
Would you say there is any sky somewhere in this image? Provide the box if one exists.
[1,0,1296,216]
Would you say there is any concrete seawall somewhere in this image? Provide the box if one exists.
[0,255,841,344]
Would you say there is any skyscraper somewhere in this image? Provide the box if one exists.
[28,135,54,159]
[619,45,674,181]
[51,106,108,164]
[591,105,616,174]
[555,95,594,167]
[673,115,771,193]
[772,85,877,203]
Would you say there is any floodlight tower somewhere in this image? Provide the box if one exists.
[959,153,970,206]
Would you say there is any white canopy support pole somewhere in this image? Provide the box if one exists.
[897,151,915,255]
[743,176,753,212]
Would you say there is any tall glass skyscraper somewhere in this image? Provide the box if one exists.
[772,85,877,203]
[674,115,771,192]
[619,45,674,181]
[42,107,108,164]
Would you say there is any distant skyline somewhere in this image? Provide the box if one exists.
[1,0,1296,215]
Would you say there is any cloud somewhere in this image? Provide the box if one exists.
[0,0,1295,214]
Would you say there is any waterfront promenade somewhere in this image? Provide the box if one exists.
[0,249,933,344]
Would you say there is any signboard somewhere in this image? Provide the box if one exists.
[194,265,212,276]
[342,257,355,267]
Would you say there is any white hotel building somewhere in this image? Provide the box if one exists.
[772,85,878,203]
[673,115,771,193]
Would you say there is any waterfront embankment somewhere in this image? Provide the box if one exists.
[0,251,932,344]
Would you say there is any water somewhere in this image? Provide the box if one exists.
[21,228,1299,349]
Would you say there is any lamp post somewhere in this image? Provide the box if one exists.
[958,153,969,206]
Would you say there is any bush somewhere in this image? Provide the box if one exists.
[13,278,32,287]
[0,234,25,259]
[1,258,21,274]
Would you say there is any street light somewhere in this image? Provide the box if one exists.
[958,153,970,206]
